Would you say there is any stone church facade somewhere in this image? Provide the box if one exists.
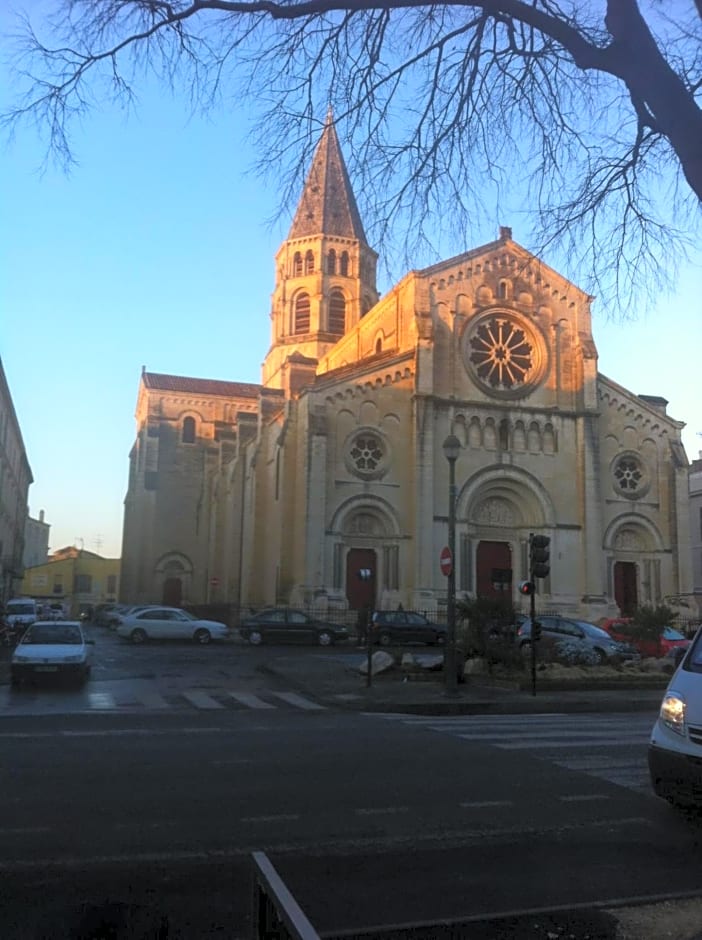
[120,117,693,621]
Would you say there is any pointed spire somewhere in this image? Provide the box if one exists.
[288,114,367,241]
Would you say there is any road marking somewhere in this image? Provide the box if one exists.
[227,691,276,710]
[181,690,225,710]
[88,692,116,710]
[355,806,409,816]
[269,691,325,711]
[460,800,514,809]
[559,793,610,802]
[0,827,52,835]
[135,689,170,708]
[240,813,300,823]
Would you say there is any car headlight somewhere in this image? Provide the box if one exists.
[660,691,686,735]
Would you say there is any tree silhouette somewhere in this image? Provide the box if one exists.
[4,0,701,310]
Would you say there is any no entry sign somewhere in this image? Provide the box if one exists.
[440,546,453,577]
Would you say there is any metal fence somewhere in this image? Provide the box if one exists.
[251,851,320,940]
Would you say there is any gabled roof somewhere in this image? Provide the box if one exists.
[288,113,367,241]
[143,372,262,399]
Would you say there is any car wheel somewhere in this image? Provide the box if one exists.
[194,628,211,645]
[379,631,392,647]
[435,635,446,646]
[130,628,147,645]
[317,631,332,646]
[248,630,263,646]
[593,648,607,664]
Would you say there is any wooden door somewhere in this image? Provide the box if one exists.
[614,562,637,616]
[475,541,512,602]
[163,577,182,607]
[345,548,376,611]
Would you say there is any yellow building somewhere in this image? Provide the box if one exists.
[119,116,692,622]
[21,546,120,618]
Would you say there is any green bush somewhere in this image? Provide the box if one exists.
[630,604,676,645]
[456,596,524,672]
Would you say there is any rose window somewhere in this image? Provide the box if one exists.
[345,430,389,479]
[469,317,534,390]
[614,457,643,492]
[350,434,383,472]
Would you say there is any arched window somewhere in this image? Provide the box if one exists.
[340,251,349,276]
[294,292,311,333]
[375,338,382,354]
[328,289,345,334]
[327,249,336,274]
[293,252,303,276]
[498,280,510,300]
[305,250,315,274]
[182,416,196,444]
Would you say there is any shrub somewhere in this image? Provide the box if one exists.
[456,596,523,672]
[554,639,600,666]
[630,604,676,649]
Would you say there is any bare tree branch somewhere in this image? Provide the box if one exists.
[3,0,701,315]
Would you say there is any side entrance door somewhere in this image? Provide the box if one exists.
[345,548,377,612]
[475,541,512,602]
[614,562,638,615]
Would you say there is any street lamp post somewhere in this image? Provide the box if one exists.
[442,434,461,696]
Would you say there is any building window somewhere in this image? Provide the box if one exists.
[469,316,534,389]
[293,252,303,276]
[345,430,389,480]
[375,338,382,354]
[328,289,345,333]
[294,293,311,333]
[182,417,195,443]
[327,249,336,274]
[340,251,349,276]
[612,453,650,500]
[74,574,92,593]
[305,250,315,274]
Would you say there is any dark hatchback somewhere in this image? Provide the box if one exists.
[238,608,349,646]
[372,610,447,647]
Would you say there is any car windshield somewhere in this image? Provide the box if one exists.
[576,622,610,639]
[8,603,34,615]
[662,627,685,640]
[22,625,82,645]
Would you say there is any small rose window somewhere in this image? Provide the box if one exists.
[612,453,649,499]
[346,431,388,479]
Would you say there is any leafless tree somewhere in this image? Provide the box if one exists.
[3,0,701,312]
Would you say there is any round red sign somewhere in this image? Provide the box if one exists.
[440,546,453,577]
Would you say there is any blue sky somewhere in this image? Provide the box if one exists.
[2,12,700,559]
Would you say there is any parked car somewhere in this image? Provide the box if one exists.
[11,620,94,687]
[107,604,157,629]
[518,615,639,664]
[5,598,39,633]
[649,626,702,807]
[239,608,349,646]
[601,617,691,660]
[116,607,229,644]
[371,610,447,647]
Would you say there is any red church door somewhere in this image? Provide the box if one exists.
[614,562,638,616]
[163,577,183,607]
[475,541,512,603]
[345,548,376,611]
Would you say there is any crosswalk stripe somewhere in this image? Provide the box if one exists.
[227,692,276,710]
[135,689,170,709]
[269,691,326,711]
[181,690,225,710]
[87,692,116,710]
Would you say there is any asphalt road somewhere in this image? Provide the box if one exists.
[1,627,701,938]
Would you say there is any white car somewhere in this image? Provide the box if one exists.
[116,607,229,645]
[649,626,702,807]
[11,620,94,687]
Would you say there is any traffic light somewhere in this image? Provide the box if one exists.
[518,580,535,596]
[529,534,550,579]
[532,620,542,642]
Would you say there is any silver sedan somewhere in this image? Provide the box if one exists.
[116,607,229,645]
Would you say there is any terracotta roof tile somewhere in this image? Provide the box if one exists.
[143,372,262,398]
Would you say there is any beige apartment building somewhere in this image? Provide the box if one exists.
[120,117,693,622]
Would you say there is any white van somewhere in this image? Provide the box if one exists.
[5,598,39,631]
[649,626,702,807]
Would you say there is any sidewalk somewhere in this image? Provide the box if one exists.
[259,651,669,715]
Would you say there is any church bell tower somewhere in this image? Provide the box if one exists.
[262,113,379,392]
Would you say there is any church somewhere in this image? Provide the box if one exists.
[119,116,693,622]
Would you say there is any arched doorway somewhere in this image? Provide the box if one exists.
[614,561,637,615]
[163,577,183,607]
[345,548,376,611]
[476,540,513,603]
